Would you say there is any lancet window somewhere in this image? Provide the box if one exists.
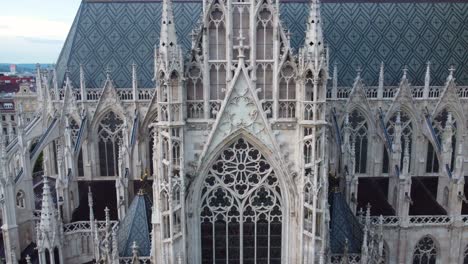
[279,63,296,119]
[426,109,457,173]
[209,64,226,101]
[200,138,282,263]
[97,111,124,176]
[349,110,368,174]
[256,63,273,101]
[186,65,204,118]
[412,236,437,264]
[208,3,226,61]
[256,6,274,61]
[232,4,250,58]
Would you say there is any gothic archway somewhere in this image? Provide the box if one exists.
[199,138,282,263]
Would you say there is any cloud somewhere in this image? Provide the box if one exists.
[0,16,70,40]
[20,37,64,45]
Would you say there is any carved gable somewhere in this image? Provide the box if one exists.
[198,64,280,166]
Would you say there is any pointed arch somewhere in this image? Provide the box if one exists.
[199,137,282,263]
[412,235,438,264]
[346,109,369,174]
[255,3,274,60]
[187,130,293,264]
[96,111,124,176]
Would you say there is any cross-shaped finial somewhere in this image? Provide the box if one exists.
[449,65,455,77]
[105,65,112,80]
[234,31,249,61]
[402,65,408,79]
[356,65,362,78]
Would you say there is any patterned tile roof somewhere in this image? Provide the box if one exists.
[57,0,468,88]
[329,191,363,254]
[117,192,153,257]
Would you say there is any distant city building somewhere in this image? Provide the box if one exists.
[0,76,36,144]
[9,64,16,75]
[2,0,468,263]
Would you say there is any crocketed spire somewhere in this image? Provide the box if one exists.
[304,0,324,62]
[39,176,57,234]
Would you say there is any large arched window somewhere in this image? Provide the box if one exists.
[349,110,368,174]
[412,236,437,264]
[98,111,124,176]
[200,138,282,263]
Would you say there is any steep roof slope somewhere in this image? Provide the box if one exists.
[57,0,468,88]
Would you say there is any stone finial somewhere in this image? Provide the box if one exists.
[447,65,455,83]
[131,241,139,258]
[402,65,408,80]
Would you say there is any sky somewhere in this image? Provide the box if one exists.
[0,0,82,64]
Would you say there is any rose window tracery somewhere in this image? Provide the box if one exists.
[200,138,282,263]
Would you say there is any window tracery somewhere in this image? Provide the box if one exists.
[97,111,124,176]
[348,110,368,174]
[279,63,296,119]
[256,6,273,60]
[16,190,25,208]
[208,4,226,60]
[412,236,437,264]
[200,138,282,263]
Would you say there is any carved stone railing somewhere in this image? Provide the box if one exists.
[382,86,397,98]
[369,216,400,226]
[408,215,452,226]
[187,100,204,119]
[119,257,151,264]
[428,86,441,98]
[56,88,155,102]
[330,254,361,264]
[63,221,118,234]
[462,215,468,224]
[366,86,378,98]
[337,87,350,99]
[458,87,468,98]
[369,215,455,227]
[412,86,424,98]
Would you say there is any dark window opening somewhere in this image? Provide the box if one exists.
[425,142,439,173]
[71,181,118,221]
[410,177,446,215]
[357,178,395,216]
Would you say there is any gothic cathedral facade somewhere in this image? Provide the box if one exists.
[1,0,468,263]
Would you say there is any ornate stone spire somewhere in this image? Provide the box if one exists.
[423,61,431,98]
[159,0,179,62]
[304,0,326,69]
[39,176,57,234]
[305,0,324,61]
[80,64,86,103]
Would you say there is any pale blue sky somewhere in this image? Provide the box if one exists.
[0,0,82,63]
